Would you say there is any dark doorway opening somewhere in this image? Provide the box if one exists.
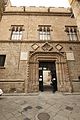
[39,61,57,92]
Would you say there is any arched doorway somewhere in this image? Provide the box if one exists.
[27,52,72,93]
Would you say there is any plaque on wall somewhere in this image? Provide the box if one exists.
[20,52,29,60]
[66,52,75,60]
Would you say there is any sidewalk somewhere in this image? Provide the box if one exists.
[0,92,80,120]
[3,91,80,96]
[3,92,39,96]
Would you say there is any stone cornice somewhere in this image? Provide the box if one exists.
[0,40,80,44]
[3,11,71,16]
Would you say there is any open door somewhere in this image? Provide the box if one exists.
[39,61,57,92]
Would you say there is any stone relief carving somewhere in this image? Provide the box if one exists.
[31,43,39,50]
[55,44,63,51]
[41,42,53,51]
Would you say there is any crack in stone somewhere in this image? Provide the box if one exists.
[36,106,43,109]
[65,106,73,111]
[24,117,31,120]
[23,106,32,111]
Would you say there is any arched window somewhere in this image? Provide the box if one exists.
[65,26,78,41]
[11,25,23,40]
[38,25,51,40]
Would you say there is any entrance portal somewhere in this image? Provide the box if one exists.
[39,61,57,92]
[27,52,72,93]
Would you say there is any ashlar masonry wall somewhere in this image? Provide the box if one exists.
[0,4,80,92]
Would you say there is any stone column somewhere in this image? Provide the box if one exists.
[56,62,64,92]
[33,62,39,92]
[61,62,67,91]
[24,61,29,93]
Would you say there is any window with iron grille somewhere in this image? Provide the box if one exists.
[0,55,6,67]
[11,25,23,40]
[38,25,51,40]
[65,26,78,41]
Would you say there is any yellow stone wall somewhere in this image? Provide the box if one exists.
[68,0,80,32]
[0,0,80,93]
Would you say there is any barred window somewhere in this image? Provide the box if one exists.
[11,25,23,40]
[65,26,78,41]
[0,55,6,67]
[38,25,51,40]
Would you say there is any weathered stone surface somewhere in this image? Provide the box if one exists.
[0,93,80,120]
[0,1,80,93]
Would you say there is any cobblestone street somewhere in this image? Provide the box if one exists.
[0,92,80,120]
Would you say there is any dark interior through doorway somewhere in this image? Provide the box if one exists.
[39,61,57,92]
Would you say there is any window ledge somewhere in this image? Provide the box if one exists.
[11,40,21,41]
[0,66,5,69]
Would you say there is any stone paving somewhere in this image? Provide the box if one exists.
[0,92,80,120]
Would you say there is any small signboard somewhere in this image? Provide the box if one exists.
[66,52,75,60]
[20,52,29,60]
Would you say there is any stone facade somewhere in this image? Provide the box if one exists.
[68,0,80,92]
[0,0,80,93]
[68,0,80,32]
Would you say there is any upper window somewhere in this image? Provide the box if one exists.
[0,55,6,67]
[65,26,78,41]
[11,25,23,40]
[38,25,51,40]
